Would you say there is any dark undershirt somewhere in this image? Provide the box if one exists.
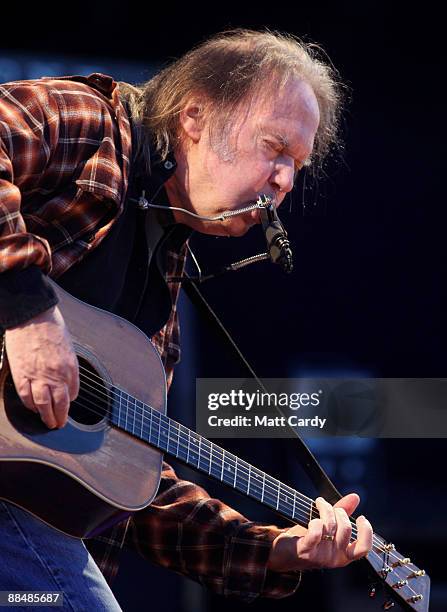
[56,185,190,339]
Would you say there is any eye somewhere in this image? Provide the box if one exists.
[262,139,278,154]
[262,139,302,175]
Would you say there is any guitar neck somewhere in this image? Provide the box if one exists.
[109,388,314,528]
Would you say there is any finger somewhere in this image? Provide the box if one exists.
[315,497,337,537]
[334,493,360,517]
[31,383,57,429]
[50,384,70,428]
[334,507,352,551]
[346,515,373,560]
[67,357,80,401]
[15,379,38,413]
[298,518,324,554]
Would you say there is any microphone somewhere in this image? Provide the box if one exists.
[259,196,293,273]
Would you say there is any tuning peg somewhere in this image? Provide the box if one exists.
[368,585,377,598]
[382,601,395,610]
[409,569,425,578]
[407,595,424,603]
[392,579,408,589]
[392,557,411,567]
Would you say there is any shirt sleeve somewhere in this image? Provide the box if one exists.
[126,461,301,602]
[0,87,59,328]
[0,94,54,276]
[0,265,58,329]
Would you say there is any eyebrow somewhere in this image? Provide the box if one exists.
[264,132,312,167]
[269,133,289,148]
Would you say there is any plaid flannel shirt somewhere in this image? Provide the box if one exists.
[0,73,301,601]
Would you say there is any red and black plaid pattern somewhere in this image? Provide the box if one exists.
[0,73,131,277]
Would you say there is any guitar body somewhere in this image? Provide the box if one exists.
[0,282,166,538]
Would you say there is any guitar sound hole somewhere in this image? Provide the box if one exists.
[70,357,109,425]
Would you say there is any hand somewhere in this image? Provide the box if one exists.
[267,493,373,572]
[5,305,79,429]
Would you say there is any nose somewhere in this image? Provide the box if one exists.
[269,157,295,198]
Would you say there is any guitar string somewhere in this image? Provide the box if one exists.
[75,365,414,566]
[71,385,422,595]
[73,365,423,579]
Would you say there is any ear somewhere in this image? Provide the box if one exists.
[178,99,207,143]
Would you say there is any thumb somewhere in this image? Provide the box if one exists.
[334,493,360,517]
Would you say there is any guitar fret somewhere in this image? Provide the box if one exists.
[186,428,190,464]
[248,470,261,500]
[130,396,134,434]
[129,395,134,433]
[164,415,170,452]
[179,425,188,462]
[220,450,225,481]
[175,427,180,458]
[139,401,144,439]
[194,432,200,467]
[198,436,202,470]
[176,425,184,459]
[156,411,161,448]
[130,396,134,433]
[124,392,128,432]
[130,395,135,434]
[167,418,171,454]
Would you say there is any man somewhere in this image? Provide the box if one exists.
[0,29,372,609]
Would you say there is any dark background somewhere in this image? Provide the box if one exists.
[1,2,445,611]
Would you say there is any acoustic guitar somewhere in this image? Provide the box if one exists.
[0,281,430,611]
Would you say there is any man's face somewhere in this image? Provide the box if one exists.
[165,78,320,236]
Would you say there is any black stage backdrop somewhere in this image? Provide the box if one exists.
[1,2,445,611]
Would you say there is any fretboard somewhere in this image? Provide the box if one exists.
[110,387,315,527]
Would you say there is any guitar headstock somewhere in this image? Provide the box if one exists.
[365,533,430,611]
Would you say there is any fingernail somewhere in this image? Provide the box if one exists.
[358,515,365,520]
